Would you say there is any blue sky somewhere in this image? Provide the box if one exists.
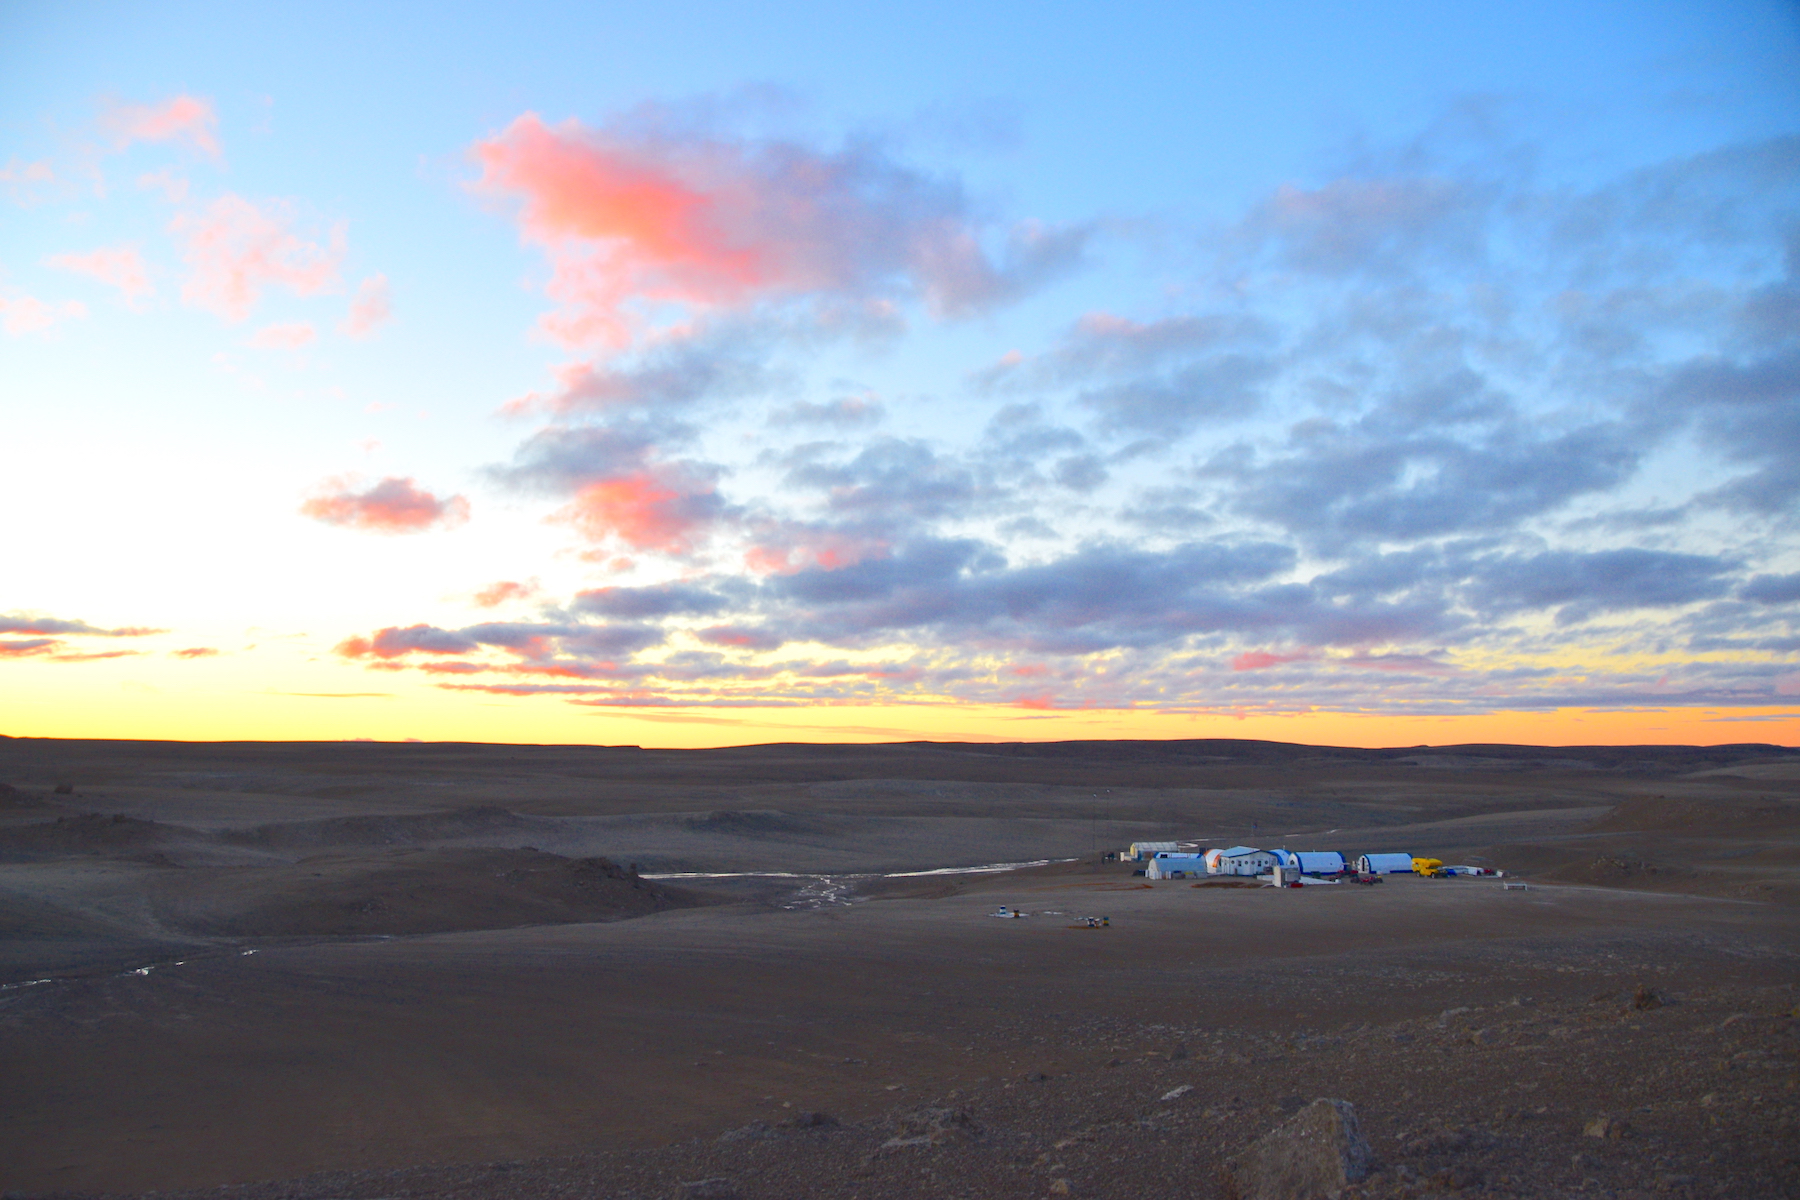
[3,1,1798,745]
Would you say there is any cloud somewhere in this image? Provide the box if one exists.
[472,580,541,608]
[170,646,220,658]
[505,323,778,415]
[1,158,57,205]
[492,423,727,557]
[334,619,663,670]
[552,469,724,555]
[0,613,162,662]
[1465,548,1738,623]
[1079,354,1273,437]
[1232,175,1489,279]
[249,321,316,350]
[785,437,987,524]
[0,614,161,637]
[137,169,189,204]
[336,624,480,659]
[99,94,221,158]
[1207,412,1642,550]
[300,476,471,534]
[571,583,727,618]
[979,311,1272,390]
[1741,572,1800,605]
[1233,649,1316,670]
[1657,350,1800,516]
[768,393,885,430]
[743,522,891,575]
[46,245,152,303]
[340,274,391,338]
[695,625,786,651]
[0,292,86,336]
[471,110,1088,348]
[172,194,345,322]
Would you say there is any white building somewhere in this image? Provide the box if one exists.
[1204,846,1276,876]
[1145,853,1208,879]
[1355,853,1414,875]
[1129,841,1180,861]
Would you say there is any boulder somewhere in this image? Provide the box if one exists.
[1583,1116,1630,1139]
[882,1105,981,1149]
[1224,1098,1372,1200]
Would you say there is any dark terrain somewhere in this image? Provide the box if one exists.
[0,736,1796,1198]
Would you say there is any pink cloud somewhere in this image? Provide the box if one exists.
[472,579,540,607]
[137,169,190,203]
[695,625,784,652]
[100,95,221,158]
[170,646,219,658]
[743,525,889,575]
[551,469,721,555]
[1,158,57,205]
[1340,652,1455,674]
[249,321,316,349]
[340,273,391,338]
[300,476,470,534]
[172,194,345,321]
[47,245,153,303]
[471,112,1086,349]
[1232,648,1316,671]
[335,624,477,660]
[0,293,87,335]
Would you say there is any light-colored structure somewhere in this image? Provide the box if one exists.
[1129,841,1180,861]
[1205,846,1276,876]
[1355,853,1414,875]
[1271,849,1347,876]
[1145,853,1208,880]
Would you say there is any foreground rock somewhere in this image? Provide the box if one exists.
[1226,1098,1372,1200]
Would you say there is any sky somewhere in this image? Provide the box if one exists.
[3,1,1799,748]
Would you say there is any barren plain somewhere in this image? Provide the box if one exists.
[1,736,1796,1199]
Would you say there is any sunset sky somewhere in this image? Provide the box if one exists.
[4,1,1799,747]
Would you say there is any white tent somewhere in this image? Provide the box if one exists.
[1272,849,1347,876]
[1145,853,1207,879]
[1130,841,1180,861]
[1355,853,1414,874]
[1205,846,1275,876]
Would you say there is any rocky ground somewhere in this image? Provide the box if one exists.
[2,737,1796,1199]
[19,980,1791,1200]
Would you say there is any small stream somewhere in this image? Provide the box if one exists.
[645,858,1071,910]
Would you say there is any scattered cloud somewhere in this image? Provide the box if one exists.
[172,194,345,322]
[340,273,391,338]
[0,292,86,335]
[249,320,316,350]
[300,476,471,534]
[1,158,57,205]
[471,110,1089,349]
[99,94,222,158]
[46,244,153,304]
[472,579,541,608]
[0,613,164,663]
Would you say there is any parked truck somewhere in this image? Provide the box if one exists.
[1412,856,1445,877]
